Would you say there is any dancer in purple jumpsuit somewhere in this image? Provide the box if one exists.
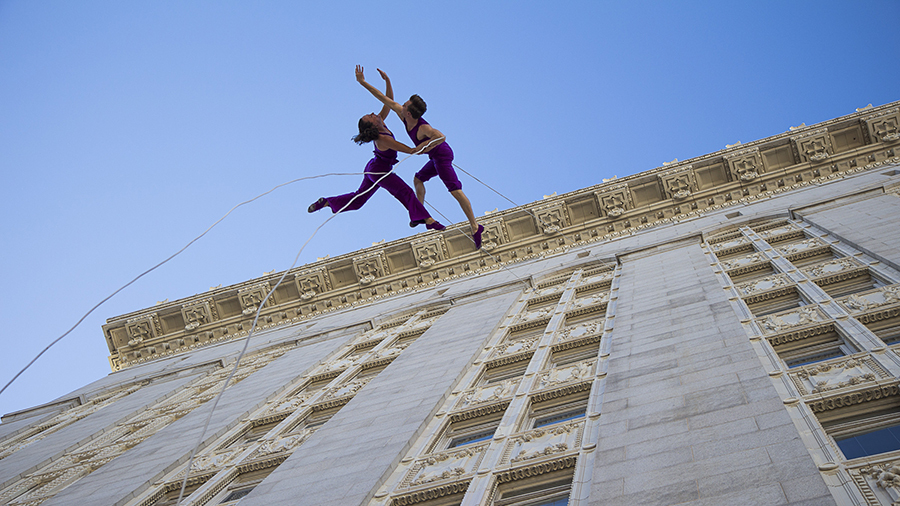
[356,69,484,249]
[309,68,444,232]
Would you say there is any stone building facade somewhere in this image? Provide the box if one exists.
[2,102,900,505]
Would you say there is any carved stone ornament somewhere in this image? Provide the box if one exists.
[492,336,539,358]
[735,274,790,296]
[537,359,596,390]
[253,432,310,457]
[502,420,583,465]
[516,306,555,325]
[791,128,833,163]
[579,270,614,286]
[533,202,568,235]
[480,220,505,250]
[658,166,696,200]
[559,321,603,342]
[720,252,765,271]
[864,108,900,142]
[456,378,521,410]
[856,461,900,504]
[125,315,158,347]
[570,292,609,311]
[839,284,900,313]
[295,268,328,301]
[759,306,824,334]
[190,448,240,472]
[801,257,863,279]
[756,223,798,239]
[404,446,486,488]
[594,183,632,218]
[777,237,823,255]
[411,237,445,269]
[181,300,212,331]
[238,282,272,316]
[724,147,764,182]
[352,252,387,285]
[322,376,372,400]
[790,357,884,395]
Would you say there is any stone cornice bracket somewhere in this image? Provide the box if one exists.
[294,266,329,301]
[657,165,696,200]
[238,282,273,316]
[724,146,765,182]
[181,299,214,331]
[531,202,569,235]
[124,314,159,348]
[352,250,388,286]
[479,218,507,251]
[594,182,632,218]
[862,107,900,143]
[411,235,447,269]
[791,128,833,163]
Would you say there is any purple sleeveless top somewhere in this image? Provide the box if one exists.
[407,118,452,158]
[374,130,399,165]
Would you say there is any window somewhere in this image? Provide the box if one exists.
[434,413,504,453]
[769,326,857,368]
[526,395,588,431]
[745,288,807,317]
[480,362,528,386]
[549,345,598,369]
[823,408,900,460]
[493,468,574,506]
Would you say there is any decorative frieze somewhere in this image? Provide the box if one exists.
[238,282,272,316]
[353,251,388,285]
[500,420,584,465]
[801,257,866,281]
[182,300,213,331]
[735,274,791,297]
[295,267,329,301]
[537,360,596,391]
[758,305,827,335]
[454,378,521,410]
[402,445,488,488]
[532,202,569,235]
[838,284,900,313]
[789,355,889,395]
[411,236,446,269]
[864,108,900,142]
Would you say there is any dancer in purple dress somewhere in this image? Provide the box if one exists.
[309,68,444,232]
[356,68,484,249]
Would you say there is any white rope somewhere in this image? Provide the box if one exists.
[173,137,444,505]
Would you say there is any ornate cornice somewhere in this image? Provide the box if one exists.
[102,102,900,370]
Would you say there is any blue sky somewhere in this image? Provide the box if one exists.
[1,1,898,418]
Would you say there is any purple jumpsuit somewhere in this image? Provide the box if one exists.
[325,131,431,224]
[408,118,462,192]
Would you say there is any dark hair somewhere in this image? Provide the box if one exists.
[352,118,380,144]
[407,94,427,119]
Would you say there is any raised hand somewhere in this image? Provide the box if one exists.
[355,65,365,83]
[377,68,390,82]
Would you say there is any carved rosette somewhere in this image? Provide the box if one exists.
[789,356,888,395]
[594,183,632,218]
[658,165,696,200]
[501,420,583,465]
[181,300,213,331]
[480,219,505,250]
[864,108,900,142]
[532,202,568,235]
[724,147,764,182]
[735,274,791,297]
[791,128,833,163]
[838,284,900,313]
[238,282,272,316]
[757,305,826,335]
[411,236,446,269]
[353,252,387,285]
[403,445,487,488]
[537,359,596,390]
[455,378,521,410]
[294,267,329,301]
[125,315,159,348]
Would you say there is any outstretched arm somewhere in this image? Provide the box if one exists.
[377,68,392,120]
[415,123,446,151]
[356,65,404,116]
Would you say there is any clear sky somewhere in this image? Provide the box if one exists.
[1,1,898,418]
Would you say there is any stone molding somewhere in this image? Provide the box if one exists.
[101,102,900,370]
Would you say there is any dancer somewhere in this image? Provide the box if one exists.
[308,67,444,232]
[356,68,484,249]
